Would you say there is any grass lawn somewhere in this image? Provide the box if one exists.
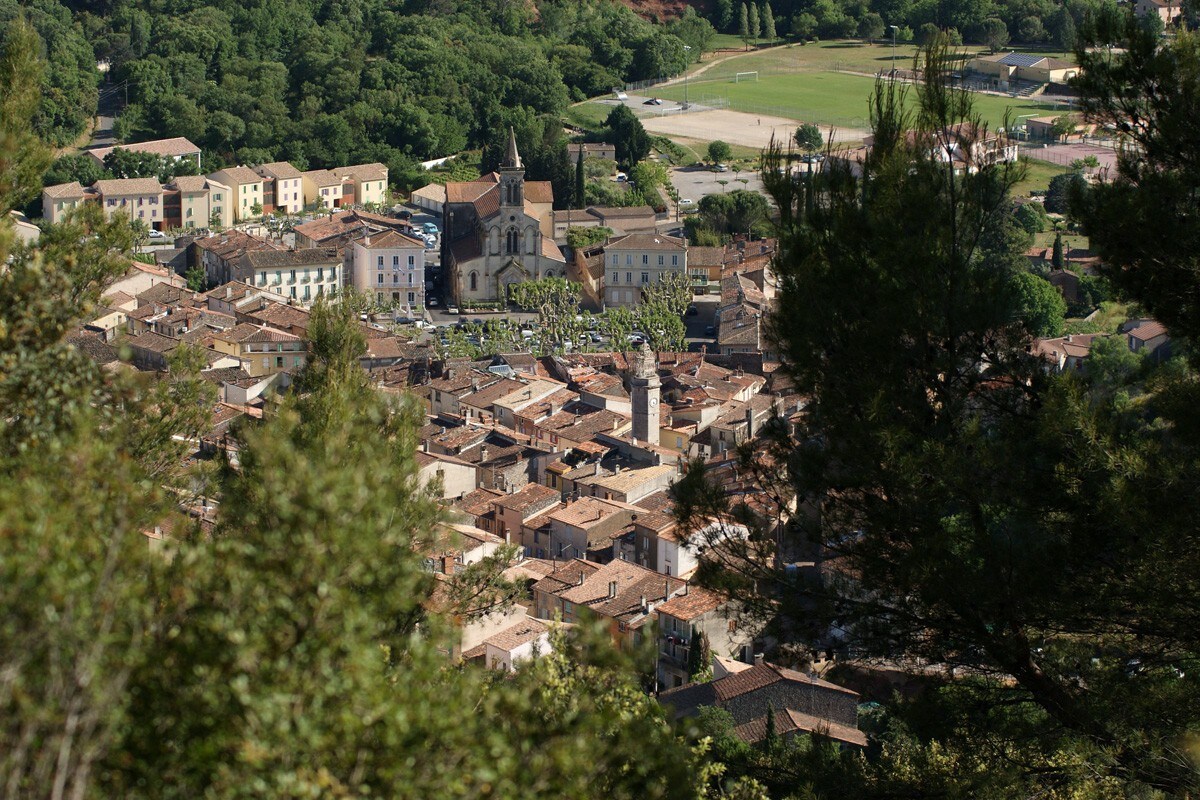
[1013,157,1073,197]
[565,102,613,132]
[707,34,786,52]
[653,70,1072,130]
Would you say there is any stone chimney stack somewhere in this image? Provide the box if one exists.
[608,580,618,599]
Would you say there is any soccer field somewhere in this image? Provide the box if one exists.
[652,71,1071,131]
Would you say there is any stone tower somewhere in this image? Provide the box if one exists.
[498,126,524,208]
[630,342,661,445]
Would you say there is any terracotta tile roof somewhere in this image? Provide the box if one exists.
[486,618,549,651]
[584,464,677,495]
[655,586,728,620]
[445,180,498,204]
[590,204,655,219]
[534,558,685,626]
[94,178,163,196]
[1127,320,1167,341]
[241,248,341,269]
[1032,332,1107,362]
[255,161,303,180]
[195,230,279,260]
[351,228,426,248]
[548,496,625,529]
[126,330,181,354]
[688,246,727,267]
[170,175,210,193]
[493,482,561,514]
[734,709,867,748]
[524,181,553,204]
[98,137,198,157]
[332,162,388,182]
[454,487,506,517]
[245,302,311,331]
[209,166,262,186]
[541,236,566,262]
[608,232,686,251]
[43,181,88,199]
[301,169,341,186]
[213,322,299,344]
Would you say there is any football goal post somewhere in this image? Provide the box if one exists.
[734,71,759,83]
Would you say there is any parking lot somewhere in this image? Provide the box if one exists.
[672,164,765,208]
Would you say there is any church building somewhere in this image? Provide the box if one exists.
[441,129,566,305]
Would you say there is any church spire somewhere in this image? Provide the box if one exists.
[503,126,522,170]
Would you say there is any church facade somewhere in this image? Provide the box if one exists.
[442,129,566,305]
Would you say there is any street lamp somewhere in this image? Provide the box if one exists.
[682,45,692,110]
[890,25,899,79]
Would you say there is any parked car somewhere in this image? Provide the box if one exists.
[679,198,695,207]
[704,325,716,336]
[148,229,167,239]
[395,209,413,220]
[426,296,440,307]
[422,222,440,234]
[446,305,459,315]
[588,331,603,343]
[615,172,628,182]
[714,163,729,172]
[686,304,699,316]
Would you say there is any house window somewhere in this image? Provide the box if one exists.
[657,255,664,266]
[290,287,296,298]
[672,255,679,266]
[378,256,384,267]
[611,254,618,265]
[469,271,478,291]
[642,254,649,265]
[610,272,618,285]
[275,356,284,368]
[214,193,222,201]
[138,198,144,207]
[262,357,269,369]
[408,255,415,266]
[377,273,384,285]
[393,255,399,266]
[392,292,400,303]
[641,272,649,284]
[625,272,632,284]
[294,356,302,367]
[505,228,519,254]
[408,292,415,303]
[289,270,296,283]
[317,268,323,281]
[626,254,632,265]
[392,273,399,284]
[303,285,311,300]
[186,208,193,218]
[259,271,267,285]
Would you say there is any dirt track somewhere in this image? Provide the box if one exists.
[641,109,866,150]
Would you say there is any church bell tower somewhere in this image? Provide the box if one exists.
[499,126,524,208]
[630,343,661,445]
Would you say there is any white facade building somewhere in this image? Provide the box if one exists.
[348,228,427,314]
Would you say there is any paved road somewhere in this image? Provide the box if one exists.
[684,294,720,351]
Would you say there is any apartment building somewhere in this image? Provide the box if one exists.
[301,169,343,210]
[347,228,426,312]
[85,137,201,170]
[163,175,231,230]
[94,178,166,229]
[331,162,389,207]
[209,322,306,377]
[42,181,89,224]
[191,231,281,287]
[603,233,687,308]
[242,248,343,306]
[254,162,304,215]
[207,166,265,223]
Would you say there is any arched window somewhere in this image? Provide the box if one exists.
[469,271,478,291]
[505,228,519,254]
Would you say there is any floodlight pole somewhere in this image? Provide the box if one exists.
[890,26,899,79]
[683,45,692,110]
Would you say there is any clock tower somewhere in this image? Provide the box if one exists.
[630,343,661,446]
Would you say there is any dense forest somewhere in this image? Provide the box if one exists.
[2,0,712,189]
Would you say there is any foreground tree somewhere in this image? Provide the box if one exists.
[676,36,1200,796]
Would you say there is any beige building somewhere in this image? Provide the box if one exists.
[164,175,230,230]
[302,169,343,210]
[967,52,1079,87]
[95,178,166,229]
[254,162,305,215]
[347,228,426,312]
[1136,0,1183,23]
[332,162,389,207]
[209,322,306,377]
[207,167,265,223]
[85,137,201,170]
[241,248,343,306]
[603,233,687,307]
[42,181,90,224]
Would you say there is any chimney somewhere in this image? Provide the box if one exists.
[503,526,510,545]
[753,653,765,666]
[574,411,581,424]
[480,444,489,462]
[664,580,670,601]
[225,286,232,299]
[577,572,585,586]
[472,376,480,390]
[745,407,755,438]
[681,583,689,595]
[608,580,618,599]
[640,594,647,611]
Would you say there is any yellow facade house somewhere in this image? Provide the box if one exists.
[207,166,265,223]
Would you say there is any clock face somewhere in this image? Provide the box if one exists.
[649,397,658,407]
